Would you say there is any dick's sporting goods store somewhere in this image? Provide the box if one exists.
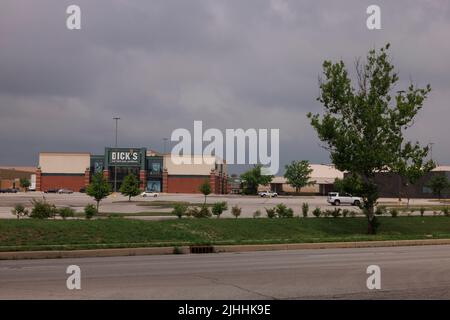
[36,147,228,194]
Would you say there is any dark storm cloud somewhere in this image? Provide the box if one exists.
[0,0,449,173]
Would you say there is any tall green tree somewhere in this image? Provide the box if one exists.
[334,174,364,196]
[19,178,31,191]
[120,173,141,201]
[283,160,314,193]
[394,142,435,207]
[308,44,431,234]
[86,172,112,211]
[240,165,274,195]
[427,175,450,200]
[199,180,211,204]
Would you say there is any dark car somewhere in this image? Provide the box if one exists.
[44,188,59,193]
[0,188,19,193]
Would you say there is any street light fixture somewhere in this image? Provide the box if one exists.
[113,117,120,193]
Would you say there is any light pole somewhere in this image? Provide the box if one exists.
[113,117,120,193]
[429,142,434,162]
[163,138,168,154]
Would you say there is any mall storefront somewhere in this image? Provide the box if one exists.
[36,148,228,194]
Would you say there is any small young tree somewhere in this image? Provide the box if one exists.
[120,173,141,201]
[199,180,211,205]
[283,160,314,193]
[84,204,97,220]
[231,205,241,219]
[427,175,450,201]
[20,178,31,191]
[301,203,309,218]
[172,203,187,219]
[212,201,228,218]
[86,172,112,212]
[11,204,29,219]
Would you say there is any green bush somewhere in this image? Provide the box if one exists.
[301,203,309,218]
[312,207,321,218]
[375,206,387,216]
[59,207,75,220]
[172,203,188,219]
[186,206,198,218]
[349,210,357,218]
[30,198,57,219]
[342,209,350,218]
[212,202,228,218]
[253,210,262,218]
[265,207,276,218]
[11,204,29,219]
[84,204,97,220]
[192,205,211,218]
[442,207,450,217]
[330,208,341,218]
[390,208,399,218]
[231,205,242,219]
[275,204,294,218]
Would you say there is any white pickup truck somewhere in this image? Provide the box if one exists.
[258,190,278,197]
[327,192,362,206]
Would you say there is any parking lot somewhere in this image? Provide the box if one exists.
[0,192,440,219]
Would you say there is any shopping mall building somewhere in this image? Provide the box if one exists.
[36,147,228,194]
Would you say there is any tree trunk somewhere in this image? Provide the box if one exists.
[96,200,100,212]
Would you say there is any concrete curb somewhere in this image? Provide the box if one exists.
[2,239,450,260]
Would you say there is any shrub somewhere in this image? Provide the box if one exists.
[420,207,425,217]
[253,210,262,218]
[231,205,241,219]
[265,207,276,218]
[330,208,341,218]
[349,210,357,218]
[192,205,211,218]
[322,209,332,218]
[59,207,75,220]
[390,208,399,218]
[84,204,97,220]
[275,203,294,218]
[30,198,57,219]
[11,204,29,219]
[443,207,450,217]
[212,202,228,218]
[186,206,198,218]
[312,207,321,218]
[375,206,387,216]
[172,203,188,219]
[301,203,309,218]
[342,209,349,218]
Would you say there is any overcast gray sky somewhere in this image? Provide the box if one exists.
[1,0,449,174]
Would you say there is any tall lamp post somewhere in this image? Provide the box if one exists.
[163,137,168,154]
[113,117,120,193]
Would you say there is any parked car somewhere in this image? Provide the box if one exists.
[258,190,278,197]
[327,192,362,206]
[141,191,158,197]
[0,188,18,193]
[58,189,74,194]
[44,189,59,193]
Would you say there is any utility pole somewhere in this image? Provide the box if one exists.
[113,117,120,193]
[429,142,434,162]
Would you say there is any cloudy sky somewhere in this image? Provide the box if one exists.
[1,0,449,174]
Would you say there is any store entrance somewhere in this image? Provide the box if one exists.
[108,166,140,190]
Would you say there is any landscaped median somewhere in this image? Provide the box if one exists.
[2,216,450,258]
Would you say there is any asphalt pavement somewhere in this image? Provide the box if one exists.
[1,245,450,299]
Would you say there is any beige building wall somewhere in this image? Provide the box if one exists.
[164,154,226,175]
[39,153,90,174]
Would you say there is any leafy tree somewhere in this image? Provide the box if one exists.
[19,178,31,191]
[308,44,431,234]
[427,175,450,200]
[212,201,228,218]
[240,164,274,195]
[333,174,364,196]
[120,173,141,201]
[172,203,187,219]
[283,160,314,193]
[394,143,435,207]
[231,205,242,219]
[199,180,211,204]
[86,172,111,211]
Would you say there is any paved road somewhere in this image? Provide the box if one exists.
[2,245,450,299]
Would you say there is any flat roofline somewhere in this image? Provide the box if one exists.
[39,152,91,155]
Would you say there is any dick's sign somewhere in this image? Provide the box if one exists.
[108,148,142,166]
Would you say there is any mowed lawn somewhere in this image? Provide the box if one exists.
[1,217,450,251]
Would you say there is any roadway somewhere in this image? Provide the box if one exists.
[1,245,450,299]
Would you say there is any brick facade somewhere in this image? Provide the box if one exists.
[167,175,209,193]
[139,169,146,190]
[40,174,85,192]
[36,168,42,191]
